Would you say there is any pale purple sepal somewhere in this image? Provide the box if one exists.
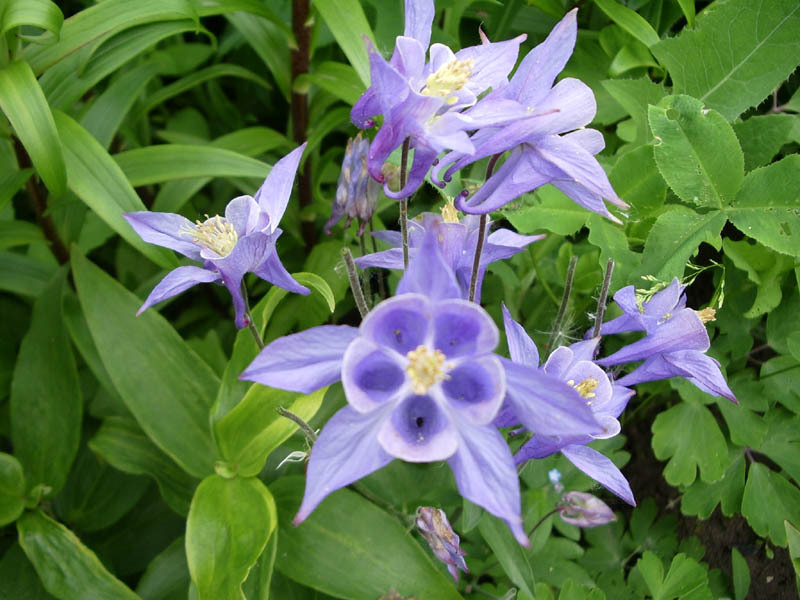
[403,0,435,52]
[124,212,202,261]
[501,303,539,367]
[254,143,306,233]
[395,226,462,301]
[240,325,359,393]
[448,419,528,546]
[252,230,310,296]
[561,444,635,506]
[294,405,393,524]
[137,266,219,314]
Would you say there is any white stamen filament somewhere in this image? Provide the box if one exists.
[182,214,238,257]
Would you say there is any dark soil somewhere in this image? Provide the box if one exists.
[624,408,796,600]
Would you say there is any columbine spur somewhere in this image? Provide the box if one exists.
[123,144,309,328]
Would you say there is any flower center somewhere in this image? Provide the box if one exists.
[696,307,716,323]
[406,345,450,394]
[568,377,598,400]
[184,215,238,257]
[441,200,459,223]
[421,58,474,105]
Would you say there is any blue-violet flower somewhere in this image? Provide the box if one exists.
[324,133,380,235]
[416,506,468,581]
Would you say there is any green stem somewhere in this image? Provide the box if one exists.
[342,247,369,318]
[547,255,578,351]
[241,281,264,350]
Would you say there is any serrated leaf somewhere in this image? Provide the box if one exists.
[722,238,793,318]
[10,268,81,496]
[504,186,590,237]
[0,452,25,526]
[733,114,796,171]
[186,475,276,600]
[756,409,800,482]
[17,510,139,600]
[651,0,800,121]
[658,554,712,600]
[726,154,800,258]
[609,145,666,219]
[272,476,461,600]
[587,214,641,289]
[648,95,743,208]
[741,463,800,546]
[652,402,728,487]
[681,450,745,519]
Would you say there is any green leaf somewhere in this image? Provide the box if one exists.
[0,452,25,526]
[272,476,461,600]
[72,250,218,479]
[681,450,745,519]
[0,0,63,39]
[741,463,800,546]
[593,0,660,47]
[89,417,198,516]
[609,145,666,221]
[135,537,190,600]
[675,0,696,27]
[756,409,800,483]
[587,214,641,289]
[479,512,536,597]
[651,0,800,121]
[186,475,276,600]
[504,186,590,237]
[722,238,793,318]
[114,145,271,186]
[23,0,198,74]
[0,220,44,249]
[651,401,728,487]
[731,547,750,600]
[648,95,744,208]
[54,110,176,269]
[726,154,800,258]
[733,114,796,171]
[17,510,139,600]
[296,61,365,105]
[635,206,725,282]
[786,521,800,595]
[215,386,325,477]
[0,168,34,213]
[225,13,290,100]
[10,268,81,496]
[0,61,66,196]
[313,0,375,86]
[0,250,54,297]
[242,530,277,600]
[0,542,54,600]
[602,77,666,145]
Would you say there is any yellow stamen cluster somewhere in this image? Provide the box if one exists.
[183,215,238,257]
[406,345,450,395]
[568,377,599,400]
[696,307,716,323]
[441,200,459,223]
[421,58,474,105]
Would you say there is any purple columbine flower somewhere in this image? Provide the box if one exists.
[324,133,380,235]
[496,305,636,505]
[431,9,628,221]
[241,231,600,545]
[123,144,309,328]
[352,0,526,199]
[354,202,544,302]
[416,506,468,581]
[596,278,736,403]
[558,491,616,528]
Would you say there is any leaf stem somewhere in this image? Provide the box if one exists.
[241,281,264,350]
[467,154,502,303]
[592,258,615,339]
[548,255,578,351]
[276,406,317,442]
[342,247,369,318]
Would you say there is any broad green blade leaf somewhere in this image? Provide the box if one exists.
[186,475,276,600]
[651,401,728,487]
[0,220,44,249]
[0,452,25,526]
[242,530,277,600]
[194,0,293,39]
[593,0,660,47]
[215,386,325,477]
[731,547,750,600]
[0,0,63,39]
[504,187,590,237]
[225,12,290,100]
[136,537,190,600]
[17,510,139,600]
[23,0,199,74]
[0,61,66,196]
[295,61,365,105]
[89,417,198,516]
[72,250,218,478]
[0,543,53,600]
[601,77,665,145]
[676,0,696,27]
[479,512,535,597]
[651,0,800,121]
[635,206,725,282]
[742,463,800,546]
[10,268,81,496]
[272,476,462,600]
[648,95,743,208]
[114,145,271,186]
[0,250,54,297]
[305,106,351,160]
[0,168,34,212]
[313,0,375,86]
[54,110,176,269]
[726,154,800,257]
[608,144,666,220]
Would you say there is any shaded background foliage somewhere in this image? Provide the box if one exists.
[1,0,799,598]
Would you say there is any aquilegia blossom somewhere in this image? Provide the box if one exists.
[596,278,736,403]
[123,145,309,328]
[497,305,636,505]
[241,231,601,545]
[432,9,628,221]
[354,202,543,302]
[352,0,526,198]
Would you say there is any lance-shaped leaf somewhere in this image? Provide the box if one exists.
[186,475,276,600]
[0,0,63,39]
[0,453,25,527]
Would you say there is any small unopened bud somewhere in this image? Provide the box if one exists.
[415,507,468,581]
[558,492,616,528]
[325,133,380,235]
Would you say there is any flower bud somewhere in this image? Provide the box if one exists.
[415,507,468,581]
[325,133,380,235]
[558,491,616,528]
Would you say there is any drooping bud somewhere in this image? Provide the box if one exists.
[558,491,616,528]
[415,507,468,581]
[325,133,380,235]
